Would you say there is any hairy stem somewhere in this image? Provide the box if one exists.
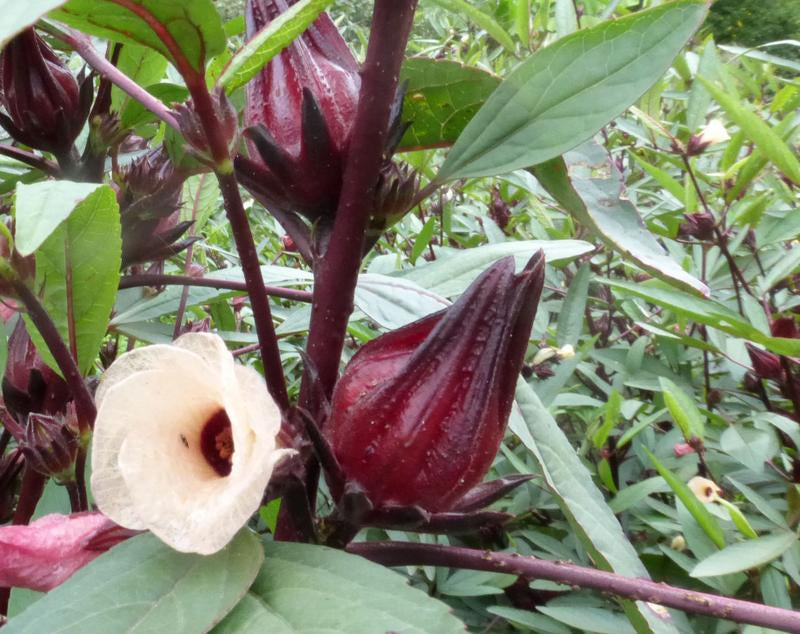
[348,542,800,632]
[118,274,313,303]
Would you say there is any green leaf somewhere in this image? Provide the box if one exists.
[643,448,725,549]
[437,0,708,180]
[512,381,680,634]
[398,239,593,297]
[26,186,120,375]
[212,541,465,633]
[556,262,590,347]
[686,38,720,132]
[604,278,800,357]
[538,606,636,634]
[700,78,800,185]
[14,181,106,256]
[659,377,705,441]
[218,0,332,92]
[111,44,169,117]
[691,532,798,578]
[0,0,67,46]
[427,0,516,53]
[399,58,500,151]
[355,274,450,330]
[554,0,578,38]
[51,0,226,72]
[5,530,263,633]
[533,142,708,295]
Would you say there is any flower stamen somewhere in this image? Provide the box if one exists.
[200,409,235,477]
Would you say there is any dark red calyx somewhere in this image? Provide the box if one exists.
[745,344,783,382]
[326,251,545,512]
[0,29,91,157]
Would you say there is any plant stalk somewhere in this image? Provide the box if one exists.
[118,274,312,302]
[348,541,800,632]
[301,0,419,406]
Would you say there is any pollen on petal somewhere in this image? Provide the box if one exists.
[200,409,235,477]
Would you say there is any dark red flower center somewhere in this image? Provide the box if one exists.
[200,409,234,477]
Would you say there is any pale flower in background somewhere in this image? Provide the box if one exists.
[91,333,292,555]
[687,476,722,504]
[697,119,730,147]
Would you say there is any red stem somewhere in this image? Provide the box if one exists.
[110,0,293,411]
[0,145,60,177]
[118,274,312,302]
[348,542,800,633]
[301,0,419,406]
[11,280,96,429]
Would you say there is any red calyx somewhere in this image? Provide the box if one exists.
[325,252,545,512]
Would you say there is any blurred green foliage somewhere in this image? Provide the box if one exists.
[706,0,800,59]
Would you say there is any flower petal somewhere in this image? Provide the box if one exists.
[91,354,224,530]
[0,513,127,591]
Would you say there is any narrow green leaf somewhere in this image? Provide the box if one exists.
[691,532,798,578]
[51,0,226,72]
[534,143,708,295]
[213,541,465,633]
[700,78,800,185]
[410,217,437,264]
[512,381,680,634]
[593,388,622,449]
[6,530,264,633]
[604,278,800,356]
[0,0,67,46]
[630,154,686,202]
[556,262,590,347]
[659,377,705,441]
[398,239,593,297]
[554,0,578,38]
[427,0,516,53]
[643,448,725,549]
[26,186,120,375]
[218,0,332,92]
[438,0,708,180]
[399,58,500,151]
[686,38,720,132]
[14,181,105,256]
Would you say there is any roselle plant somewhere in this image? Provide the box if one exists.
[0,0,799,631]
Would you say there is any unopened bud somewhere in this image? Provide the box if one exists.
[746,344,783,382]
[0,29,92,158]
[678,212,716,241]
[21,410,79,482]
[326,252,545,512]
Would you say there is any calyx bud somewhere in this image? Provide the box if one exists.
[236,0,412,227]
[173,88,238,161]
[2,320,70,422]
[746,343,783,382]
[326,252,545,512]
[18,410,79,482]
[117,147,194,267]
[0,29,92,158]
[678,212,716,242]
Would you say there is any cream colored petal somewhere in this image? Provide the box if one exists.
[231,365,282,438]
[95,344,202,409]
[91,362,223,531]
[174,333,236,379]
[687,476,722,503]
